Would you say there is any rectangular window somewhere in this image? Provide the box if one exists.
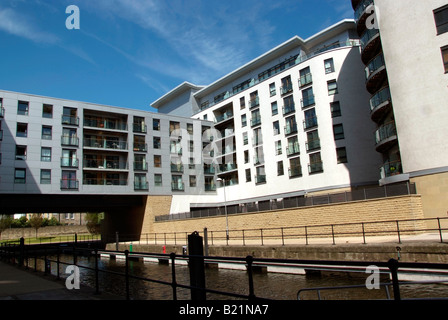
[187,123,194,135]
[299,67,312,87]
[153,137,161,149]
[244,150,249,163]
[275,140,282,155]
[41,147,52,162]
[14,168,26,184]
[442,46,448,73]
[336,147,348,164]
[40,169,51,184]
[271,102,278,116]
[42,104,53,118]
[281,75,293,94]
[246,168,251,182]
[17,123,28,137]
[304,108,318,130]
[273,121,280,135]
[189,175,197,187]
[154,155,161,168]
[241,114,247,127]
[434,5,448,35]
[243,132,248,145]
[42,126,52,140]
[154,174,162,186]
[327,80,338,95]
[269,83,276,96]
[331,101,342,117]
[289,157,302,178]
[301,87,315,108]
[16,145,27,160]
[277,161,284,176]
[153,119,160,131]
[309,152,323,174]
[18,101,29,115]
[240,97,246,109]
[333,124,345,140]
[324,58,335,74]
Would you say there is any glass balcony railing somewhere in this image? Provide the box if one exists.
[284,123,298,135]
[134,161,148,171]
[251,116,262,127]
[308,161,324,174]
[61,135,79,147]
[299,73,313,87]
[280,83,293,95]
[303,116,318,130]
[218,163,238,173]
[306,139,321,151]
[134,180,149,190]
[84,118,127,131]
[62,115,79,126]
[215,111,234,124]
[361,28,380,51]
[250,97,260,109]
[286,143,300,156]
[171,164,184,173]
[301,95,315,109]
[366,54,385,80]
[60,157,79,168]
[171,182,185,191]
[370,87,391,111]
[255,175,266,184]
[289,166,302,178]
[60,179,79,190]
[84,138,128,150]
[375,122,397,145]
[380,161,402,179]
[283,104,295,116]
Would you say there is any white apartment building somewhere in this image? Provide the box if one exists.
[152,20,384,214]
[352,0,448,219]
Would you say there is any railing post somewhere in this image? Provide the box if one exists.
[125,250,130,300]
[260,229,264,246]
[57,247,60,280]
[388,258,401,301]
[170,253,178,300]
[115,232,119,251]
[305,226,309,245]
[242,230,246,246]
[396,220,402,244]
[95,248,100,295]
[188,231,206,301]
[281,228,285,246]
[19,237,25,267]
[362,223,366,244]
[438,218,444,243]
[331,225,335,245]
[246,256,256,300]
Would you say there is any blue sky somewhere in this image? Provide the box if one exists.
[0,0,354,112]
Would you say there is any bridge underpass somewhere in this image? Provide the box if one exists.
[0,194,149,242]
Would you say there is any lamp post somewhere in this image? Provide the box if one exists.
[216,177,229,241]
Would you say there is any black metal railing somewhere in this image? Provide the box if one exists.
[157,182,417,221]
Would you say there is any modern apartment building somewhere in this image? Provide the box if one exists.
[351,0,448,218]
[152,20,384,214]
[0,90,213,197]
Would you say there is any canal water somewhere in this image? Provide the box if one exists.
[47,255,448,300]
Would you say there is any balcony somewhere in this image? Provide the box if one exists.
[133,123,147,134]
[84,118,127,131]
[171,182,185,192]
[62,115,79,126]
[301,95,315,109]
[289,166,302,178]
[255,175,266,184]
[280,83,293,95]
[299,73,312,87]
[375,121,398,152]
[370,87,392,122]
[83,176,128,186]
[171,164,184,173]
[134,161,148,171]
[60,179,79,190]
[84,159,129,171]
[286,143,300,157]
[251,116,262,128]
[303,116,318,130]
[60,157,79,168]
[308,161,324,174]
[61,135,79,147]
[380,161,403,179]
[215,111,234,125]
[360,28,381,64]
[306,139,321,152]
[133,143,148,152]
[283,104,296,116]
[354,0,374,33]
[0,107,4,118]
[284,123,298,136]
[249,97,260,109]
[365,54,387,94]
[134,180,149,190]
[217,163,238,174]
[84,138,128,151]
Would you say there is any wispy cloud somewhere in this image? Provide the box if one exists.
[81,0,279,85]
[0,7,59,44]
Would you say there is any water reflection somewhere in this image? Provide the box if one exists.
[48,255,448,300]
